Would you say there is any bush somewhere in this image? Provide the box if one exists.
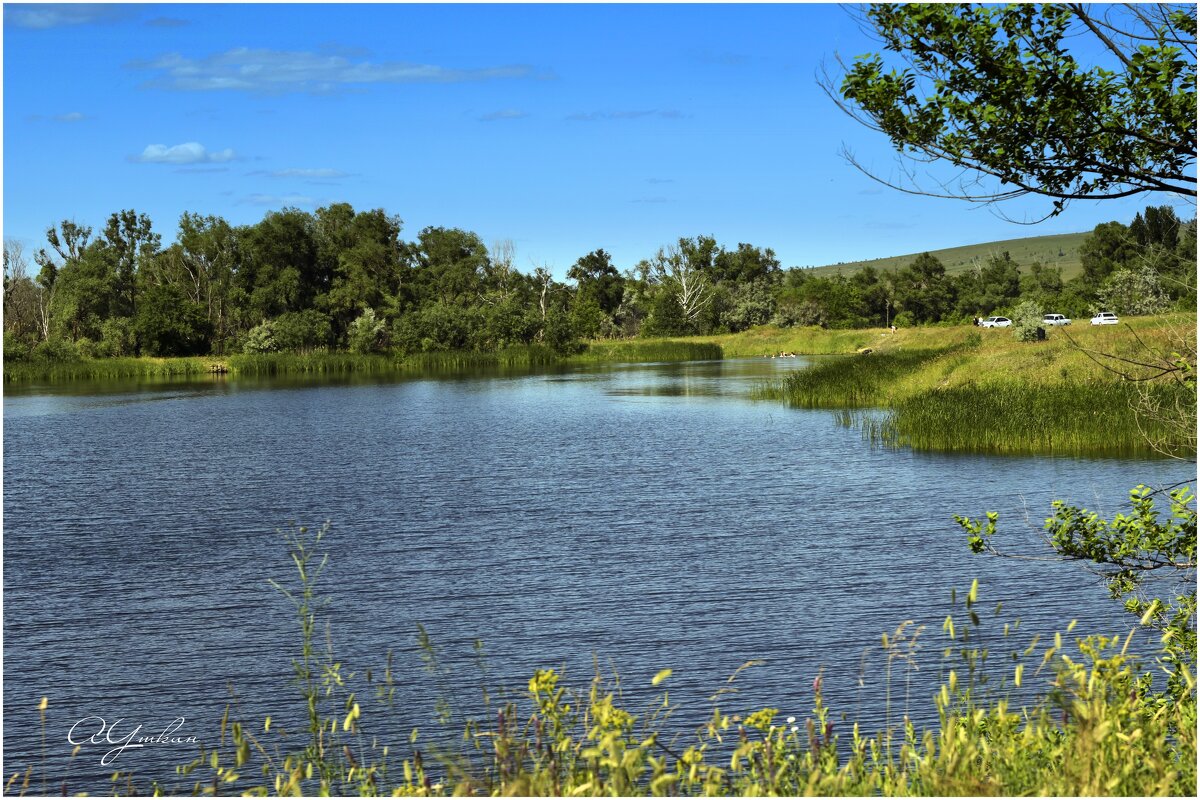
[346,308,386,354]
[98,317,138,358]
[3,330,34,363]
[243,321,278,354]
[273,310,332,353]
[1011,299,1045,342]
[32,336,81,363]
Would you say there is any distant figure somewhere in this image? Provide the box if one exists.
[973,317,980,326]
[890,324,897,334]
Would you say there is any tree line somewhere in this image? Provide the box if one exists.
[3,203,1195,360]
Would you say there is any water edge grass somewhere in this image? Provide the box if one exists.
[3,341,724,383]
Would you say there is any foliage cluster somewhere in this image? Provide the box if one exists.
[4,201,1193,370]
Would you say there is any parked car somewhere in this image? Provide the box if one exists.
[1042,313,1072,326]
[980,316,1013,328]
[1091,312,1120,325]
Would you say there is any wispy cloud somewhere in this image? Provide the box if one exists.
[250,168,350,180]
[5,3,132,29]
[479,109,528,122]
[129,47,540,93]
[646,177,675,185]
[145,17,190,28]
[242,193,317,207]
[566,110,687,122]
[27,111,88,123]
[132,142,237,165]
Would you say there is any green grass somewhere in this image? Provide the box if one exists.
[761,316,1197,457]
[3,341,724,383]
[808,230,1089,281]
[565,339,723,363]
[887,381,1192,457]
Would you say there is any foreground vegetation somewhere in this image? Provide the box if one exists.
[10,508,1192,797]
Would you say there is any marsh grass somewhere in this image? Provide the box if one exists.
[3,342,723,383]
[888,381,1193,456]
[567,340,723,363]
[761,317,1197,456]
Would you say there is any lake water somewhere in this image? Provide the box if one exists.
[3,358,1191,793]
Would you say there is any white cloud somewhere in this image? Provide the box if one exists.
[130,47,539,94]
[6,4,131,30]
[133,142,236,164]
[55,112,86,122]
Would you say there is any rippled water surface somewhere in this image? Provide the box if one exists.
[3,358,1190,792]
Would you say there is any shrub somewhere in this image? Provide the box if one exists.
[242,321,278,354]
[1011,299,1044,342]
[346,308,386,354]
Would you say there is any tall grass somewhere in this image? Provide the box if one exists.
[758,347,958,407]
[1,356,219,383]
[887,381,1193,457]
[3,342,723,384]
[568,340,723,363]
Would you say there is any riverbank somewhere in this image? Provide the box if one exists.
[757,314,1197,456]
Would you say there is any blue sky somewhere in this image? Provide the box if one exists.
[3,2,1193,277]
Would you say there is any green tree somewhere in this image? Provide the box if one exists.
[134,282,211,356]
[237,208,321,323]
[833,4,1196,217]
[567,249,625,316]
[274,310,333,353]
[892,252,954,323]
[1079,221,1142,290]
[101,209,160,318]
[1098,265,1172,316]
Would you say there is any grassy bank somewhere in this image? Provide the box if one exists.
[760,314,1197,457]
[2,340,723,383]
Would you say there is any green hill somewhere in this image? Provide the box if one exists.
[809,230,1089,280]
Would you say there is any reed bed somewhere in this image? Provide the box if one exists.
[3,341,722,383]
[759,347,957,407]
[568,339,723,363]
[886,381,1192,457]
[1,356,218,382]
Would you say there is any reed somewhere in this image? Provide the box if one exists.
[3,341,723,384]
[758,347,957,407]
[568,339,723,363]
[886,381,1192,457]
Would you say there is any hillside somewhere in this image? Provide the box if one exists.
[808,230,1089,280]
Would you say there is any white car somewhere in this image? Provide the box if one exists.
[1042,314,1072,326]
[1090,312,1119,325]
[980,316,1012,328]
